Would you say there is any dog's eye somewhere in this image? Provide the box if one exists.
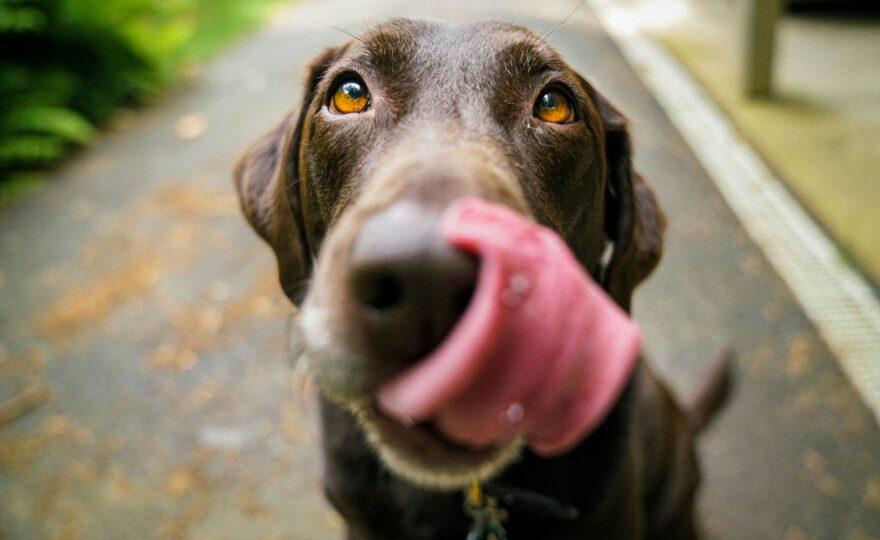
[535,90,574,124]
[331,79,370,114]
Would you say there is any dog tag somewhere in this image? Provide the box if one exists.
[464,482,507,540]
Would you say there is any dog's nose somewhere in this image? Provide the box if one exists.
[347,203,478,366]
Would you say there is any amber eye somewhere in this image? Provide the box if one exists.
[535,89,574,124]
[331,79,369,114]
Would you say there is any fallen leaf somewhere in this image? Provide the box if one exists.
[864,474,880,511]
[0,416,93,469]
[817,473,842,496]
[0,382,52,427]
[802,450,826,473]
[174,113,208,141]
[37,255,165,339]
[157,500,208,539]
[146,344,199,372]
[104,464,135,498]
[783,526,809,540]
[786,335,811,377]
[165,467,199,498]
[237,483,271,518]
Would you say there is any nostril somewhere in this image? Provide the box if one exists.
[351,268,405,312]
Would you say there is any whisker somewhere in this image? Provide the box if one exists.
[320,22,367,45]
[541,1,587,41]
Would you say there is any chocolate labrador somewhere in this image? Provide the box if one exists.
[234,18,730,540]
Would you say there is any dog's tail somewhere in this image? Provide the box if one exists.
[683,350,734,432]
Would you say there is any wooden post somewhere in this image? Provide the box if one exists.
[744,0,783,97]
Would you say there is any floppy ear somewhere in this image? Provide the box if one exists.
[233,47,341,304]
[590,88,666,312]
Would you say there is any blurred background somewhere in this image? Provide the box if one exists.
[0,0,283,198]
[629,0,880,287]
[0,0,878,538]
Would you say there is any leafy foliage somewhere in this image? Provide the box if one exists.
[0,0,282,185]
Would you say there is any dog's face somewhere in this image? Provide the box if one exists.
[235,19,663,488]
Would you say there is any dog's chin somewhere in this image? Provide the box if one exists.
[348,401,524,491]
[299,316,523,489]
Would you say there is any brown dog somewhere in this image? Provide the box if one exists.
[235,18,729,539]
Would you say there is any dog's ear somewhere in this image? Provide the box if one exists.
[234,47,341,305]
[589,88,665,312]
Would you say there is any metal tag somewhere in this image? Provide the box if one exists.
[464,482,508,540]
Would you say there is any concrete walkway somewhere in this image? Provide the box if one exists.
[1,1,878,539]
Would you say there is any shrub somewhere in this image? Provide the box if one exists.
[0,0,154,180]
[0,0,282,186]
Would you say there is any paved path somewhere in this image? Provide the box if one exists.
[1,1,878,538]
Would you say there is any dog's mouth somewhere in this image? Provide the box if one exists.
[303,197,641,488]
[349,400,524,490]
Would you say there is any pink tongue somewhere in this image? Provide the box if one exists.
[376,198,641,456]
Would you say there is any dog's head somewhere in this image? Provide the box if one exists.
[235,19,664,488]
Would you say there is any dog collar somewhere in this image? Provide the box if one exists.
[465,481,508,540]
[484,482,580,522]
[464,480,580,539]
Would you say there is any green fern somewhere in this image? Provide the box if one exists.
[1,106,95,144]
[0,0,286,186]
[0,135,65,167]
[0,0,152,181]
[0,4,45,33]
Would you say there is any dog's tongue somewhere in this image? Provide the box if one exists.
[377,198,641,456]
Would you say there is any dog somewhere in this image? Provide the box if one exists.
[234,18,730,539]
